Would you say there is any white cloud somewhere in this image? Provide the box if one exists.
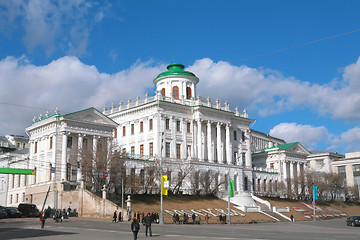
[187,57,360,123]
[269,123,331,151]
[0,56,163,135]
[0,0,111,56]
[337,127,360,152]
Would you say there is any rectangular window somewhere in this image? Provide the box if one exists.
[176,144,181,159]
[234,131,237,140]
[241,131,245,142]
[166,119,170,130]
[242,153,246,166]
[12,175,14,188]
[16,193,18,203]
[140,121,143,132]
[123,126,126,136]
[353,164,360,175]
[10,194,12,204]
[270,163,274,169]
[114,129,117,138]
[34,142,38,154]
[34,167,36,184]
[24,175,26,186]
[23,143,26,148]
[233,152,237,164]
[83,138,88,149]
[17,143,20,148]
[140,144,144,156]
[176,120,181,132]
[23,192,25,202]
[149,142,153,156]
[18,175,20,187]
[131,124,134,135]
[131,146,135,156]
[149,119,153,130]
[166,142,170,158]
[338,166,346,184]
[187,145,191,158]
[66,163,71,181]
[49,163,52,181]
[187,122,191,133]
[67,136,73,148]
[50,136,53,149]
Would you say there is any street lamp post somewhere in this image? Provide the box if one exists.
[159,132,165,225]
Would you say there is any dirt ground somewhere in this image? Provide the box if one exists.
[125,195,360,224]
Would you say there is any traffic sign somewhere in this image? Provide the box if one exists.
[104,172,108,178]
[314,186,318,200]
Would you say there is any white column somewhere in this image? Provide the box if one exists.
[134,121,139,155]
[245,130,251,167]
[182,80,186,98]
[290,162,294,193]
[197,119,202,161]
[51,134,57,182]
[61,133,68,181]
[191,120,195,159]
[225,124,231,164]
[171,117,176,159]
[297,162,301,194]
[182,119,187,159]
[93,136,98,169]
[207,121,213,162]
[282,161,288,191]
[216,122,222,163]
[154,114,160,157]
[77,134,83,181]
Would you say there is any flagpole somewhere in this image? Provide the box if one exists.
[228,183,231,224]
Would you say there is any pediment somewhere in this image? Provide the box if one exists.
[286,143,310,155]
[61,108,118,127]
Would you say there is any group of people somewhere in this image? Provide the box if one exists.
[112,210,123,223]
[171,213,202,224]
[131,213,154,240]
[40,206,74,228]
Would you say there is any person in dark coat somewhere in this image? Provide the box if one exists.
[192,213,196,224]
[131,218,140,240]
[144,213,153,237]
[118,211,122,222]
[112,210,117,223]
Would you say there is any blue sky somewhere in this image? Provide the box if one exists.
[1,0,360,154]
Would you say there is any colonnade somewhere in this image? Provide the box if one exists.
[161,117,251,166]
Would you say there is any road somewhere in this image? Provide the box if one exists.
[0,217,359,240]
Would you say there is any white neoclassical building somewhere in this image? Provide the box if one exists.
[23,108,117,209]
[5,63,317,212]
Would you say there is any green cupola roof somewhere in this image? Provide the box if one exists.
[153,63,198,84]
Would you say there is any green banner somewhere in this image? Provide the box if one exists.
[229,180,235,197]
[0,168,35,175]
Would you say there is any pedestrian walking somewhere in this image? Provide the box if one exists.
[192,213,196,224]
[290,214,295,222]
[205,213,210,224]
[131,218,140,240]
[40,212,46,229]
[113,210,117,223]
[118,211,122,222]
[144,213,153,237]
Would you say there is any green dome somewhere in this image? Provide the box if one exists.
[153,63,198,83]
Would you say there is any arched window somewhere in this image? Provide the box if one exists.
[161,88,165,96]
[186,87,192,99]
[172,86,179,99]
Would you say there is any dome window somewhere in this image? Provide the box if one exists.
[172,86,179,99]
[186,87,192,99]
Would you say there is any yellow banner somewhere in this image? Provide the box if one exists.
[162,175,168,195]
